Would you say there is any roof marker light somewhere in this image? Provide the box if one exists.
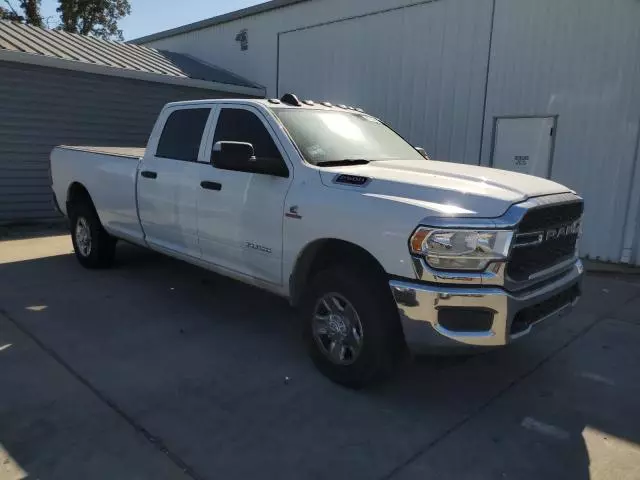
[280,93,302,106]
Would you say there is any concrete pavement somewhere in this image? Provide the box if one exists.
[1,234,640,480]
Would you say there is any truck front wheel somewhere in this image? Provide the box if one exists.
[302,267,403,388]
[69,202,116,269]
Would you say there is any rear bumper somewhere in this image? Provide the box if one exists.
[389,259,584,354]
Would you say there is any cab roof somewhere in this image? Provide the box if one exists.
[165,94,366,113]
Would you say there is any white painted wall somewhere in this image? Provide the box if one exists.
[278,0,492,165]
[143,0,449,97]
[482,0,640,263]
[141,0,640,264]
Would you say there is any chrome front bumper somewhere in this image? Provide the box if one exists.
[390,259,584,353]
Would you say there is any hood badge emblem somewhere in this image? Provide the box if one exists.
[334,174,370,186]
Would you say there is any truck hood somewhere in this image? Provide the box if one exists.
[319,159,572,218]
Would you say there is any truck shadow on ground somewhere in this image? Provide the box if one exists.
[1,242,639,479]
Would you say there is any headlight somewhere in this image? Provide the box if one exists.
[409,227,514,271]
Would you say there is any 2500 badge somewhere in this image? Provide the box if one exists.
[245,242,272,254]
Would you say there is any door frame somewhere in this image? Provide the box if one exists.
[195,102,294,286]
[489,114,559,179]
[137,105,215,256]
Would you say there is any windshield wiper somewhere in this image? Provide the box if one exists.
[315,158,370,167]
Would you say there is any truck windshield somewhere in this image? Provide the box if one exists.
[274,109,425,165]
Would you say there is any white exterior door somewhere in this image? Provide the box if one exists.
[196,105,291,285]
[491,117,555,178]
[137,107,211,257]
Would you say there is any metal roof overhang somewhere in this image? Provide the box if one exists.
[0,48,266,97]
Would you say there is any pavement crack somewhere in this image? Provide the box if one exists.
[379,290,640,480]
[0,307,204,480]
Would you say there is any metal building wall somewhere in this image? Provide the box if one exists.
[0,61,226,223]
[481,0,640,263]
[277,0,492,165]
[142,0,450,98]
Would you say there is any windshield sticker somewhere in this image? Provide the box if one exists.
[306,144,325,159]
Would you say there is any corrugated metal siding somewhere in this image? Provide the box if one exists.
[0,61,228,223]
[141,0,454,97]
[482,0,640,263]
[277,0,492,165]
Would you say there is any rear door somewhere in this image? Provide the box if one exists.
[138,106,211,257]
[195,104,292,285]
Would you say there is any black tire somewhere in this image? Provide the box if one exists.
[69,201,116,269]
[301,266,403,388]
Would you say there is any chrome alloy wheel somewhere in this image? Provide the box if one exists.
[312,293,364,365]
[75,217,92,257]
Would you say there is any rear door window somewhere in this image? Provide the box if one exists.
[156,108,211,161]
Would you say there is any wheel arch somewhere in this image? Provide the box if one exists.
[289,238,388,308]
[66,182,94,209]
[66,181,109,227]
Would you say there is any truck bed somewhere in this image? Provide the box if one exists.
[58,145,145,159]
[51,144,145,243]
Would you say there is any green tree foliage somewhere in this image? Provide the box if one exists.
[58,0,131,41]
[1,0,43,27]
[1,0,131,40]
[0,6,22,22]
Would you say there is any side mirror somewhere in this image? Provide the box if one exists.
[211,141,289,178]
[415,147,430,160]
[211,141,256,168]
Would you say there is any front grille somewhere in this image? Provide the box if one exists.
[517,201,584,232]
[510,283,581,335]
[507,200,583,282]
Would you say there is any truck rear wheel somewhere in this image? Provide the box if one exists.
[69,202,116,269]
[302,266,403,388]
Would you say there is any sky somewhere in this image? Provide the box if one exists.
[38,0,264,40]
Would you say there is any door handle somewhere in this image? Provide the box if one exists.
[141,170,157,179]
[200,181,222,191]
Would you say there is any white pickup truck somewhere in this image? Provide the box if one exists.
[51,94,584,387]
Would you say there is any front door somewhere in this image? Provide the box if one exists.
[492,116,556,178]
[137,107,211,257]
[195,105,291,285]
